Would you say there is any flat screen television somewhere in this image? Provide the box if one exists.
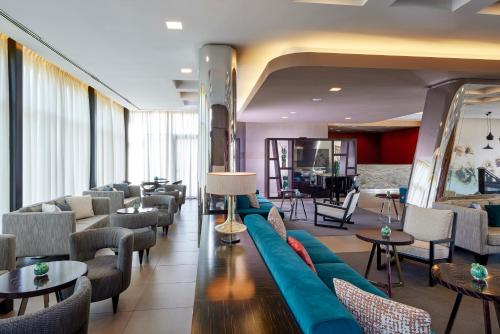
[296,148,330,168]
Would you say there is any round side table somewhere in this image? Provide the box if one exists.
[356,228,414,297]
[0,260,87,315]
[432,263,500,334]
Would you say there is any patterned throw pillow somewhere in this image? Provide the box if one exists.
[287,236,316,273]
[333,279,432,334]
[267,206,287,241]
[42,203,61,213]
[247,193,260,208]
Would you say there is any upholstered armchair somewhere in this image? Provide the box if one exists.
[141,195,176,235]
[0,276,91,334]
[314,189,360,229]
[110,211,158,265]
[381,206,457,286]
[84,184,141,213]
[69,227,133,313]
[0,234,16,314]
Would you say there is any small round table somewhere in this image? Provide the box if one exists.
[280,189,296,213]
[375,193,401,221]
[117,207,157,214]
[356,228,414,298]
[432,263,500,334]
[0,260,87,315]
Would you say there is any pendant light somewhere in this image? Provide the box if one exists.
[484,111,494,149]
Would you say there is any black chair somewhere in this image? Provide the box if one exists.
[314,189,360,229]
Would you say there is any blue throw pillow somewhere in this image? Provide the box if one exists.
[56,201,72,212]
[113,183,130,198]
[102,185,114,192]
[236,195,251,209]
[485,205,500,227]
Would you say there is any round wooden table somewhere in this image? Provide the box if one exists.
[117,207,157,214]
[0,260,87,315]
[432,263,500,334]
[375,193,401,221]
[356,228,414,297]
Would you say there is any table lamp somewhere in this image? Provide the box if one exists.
[206,172,256,243]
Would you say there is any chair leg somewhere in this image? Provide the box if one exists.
[138,250,144,265]
[429,263,435,286]
[112,295,120,314]
[146,248,150,257]
[376,245,382,270]
[165,225,169,235]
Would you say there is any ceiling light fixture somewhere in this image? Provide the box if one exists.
[205,56,210,63]
[180,68,192,74]
[312,98,322,102]
[281,116,289,119]
[344,117,352,120]
[329,87,342,92]
[166,21,183,30]
[290,111,297,114]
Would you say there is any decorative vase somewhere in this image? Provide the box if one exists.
[283,176,289,190]
[34,262,49,277]
[381,225,391,238]
[133,202,140,212]
[470,263,488,281]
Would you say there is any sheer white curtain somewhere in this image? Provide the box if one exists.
[128,111,198,197]
[95,92,125,185]
[0,34,9,216]
[23,47,91,205]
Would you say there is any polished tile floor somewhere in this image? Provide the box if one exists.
[4,200,199,334]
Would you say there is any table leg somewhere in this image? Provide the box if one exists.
[445,293,463,334]
[43,294,49,308]
[18,298,28,316]
[379,201,385,218]
[392,245,404,285]
[364,244,376,278]
[484,300,492,334]
[56,290,63,302]
[385,243,393,298]
[301,198,307,219]
[494,302,500,330]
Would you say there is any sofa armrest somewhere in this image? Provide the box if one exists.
[432,202,488,254]
[0,234,16,271]
[92,198,111,215]
[2,212,75,257]
[83,190,123,213]
[128,185,141,198]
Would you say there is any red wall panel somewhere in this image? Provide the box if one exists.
[329,127,419,164]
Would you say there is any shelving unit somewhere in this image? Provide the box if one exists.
[264,137,357,199]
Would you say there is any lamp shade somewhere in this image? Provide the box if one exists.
[206,172,256,195]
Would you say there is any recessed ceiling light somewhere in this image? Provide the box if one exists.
[329,87,342,92]
[312,98,322,102]
[166,21,183,30]
[180,68,192,74]
[205,56,210,62]
[290,111,297,114]
[344,117,352,120]
[281,116,289,119]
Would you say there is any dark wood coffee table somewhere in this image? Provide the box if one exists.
[356,228,414,297]
[117,207,157,214]
[0,260,87,315]
[432,263,500,334]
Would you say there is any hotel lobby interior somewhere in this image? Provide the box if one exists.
[3,1,500,333]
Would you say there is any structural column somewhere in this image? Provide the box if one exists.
[198,45,237,215]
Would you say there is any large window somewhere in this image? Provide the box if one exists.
[95,92,125,186]
[128,110,198,197]
[0,34,9,216]
[22,47,91,205]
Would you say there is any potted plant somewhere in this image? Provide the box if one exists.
[280,145,287,168]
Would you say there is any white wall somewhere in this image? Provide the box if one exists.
[244,122,328,192]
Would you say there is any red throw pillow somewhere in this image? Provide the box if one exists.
[287,236,317,273]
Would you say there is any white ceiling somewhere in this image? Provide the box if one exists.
[2,0,500,112]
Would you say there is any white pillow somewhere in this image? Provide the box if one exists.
[248,193,260,208]
[66,195,95,220]
[334,278,432,334]
[267,206,286,241]
[42,203,61,213]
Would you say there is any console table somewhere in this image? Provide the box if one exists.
[192,214,300,334]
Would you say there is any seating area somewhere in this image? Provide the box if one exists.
[2,2,500,334]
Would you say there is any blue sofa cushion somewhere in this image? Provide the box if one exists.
[238,202,284,219]
[236,195,251,209]
[287,230,344,264]
[315,262,386,298]
[245,214,362,334]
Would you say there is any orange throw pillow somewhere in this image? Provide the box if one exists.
[287,236,316,273]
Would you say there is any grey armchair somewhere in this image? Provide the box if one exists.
[0,276,91,334]
[0,234,16,314]
[84,184,141,213]
[162,184,186,211]
[110,211,158,265]
[69,227,133,313]
[142,195,175,235]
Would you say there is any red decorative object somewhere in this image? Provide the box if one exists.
[287,237,316,273]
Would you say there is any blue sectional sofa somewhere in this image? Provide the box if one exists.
[236,194,284,219]
[244,214,386,334]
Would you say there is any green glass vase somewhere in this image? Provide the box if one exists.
[470,263,488,281]
[34,262,49,276]
[381,225,391,238]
